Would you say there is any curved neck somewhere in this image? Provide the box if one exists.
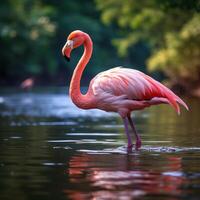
[69,35,93,109]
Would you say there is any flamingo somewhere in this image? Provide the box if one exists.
[20,77,34,90]
[62,30,188,151]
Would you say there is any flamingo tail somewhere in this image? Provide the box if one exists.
[164,91,189,115]
[143,74,189,115]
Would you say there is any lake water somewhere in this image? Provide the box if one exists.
[0,87,200,200]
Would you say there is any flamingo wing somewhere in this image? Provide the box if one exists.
[91,67,188,114]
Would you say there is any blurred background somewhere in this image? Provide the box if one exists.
[0,0,200,97]
[1,1,200,200]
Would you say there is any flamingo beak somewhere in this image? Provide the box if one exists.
[64,54,70,62]
[62,40,74,62]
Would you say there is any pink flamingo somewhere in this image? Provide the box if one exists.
[20,77,34,90]
[62,30,188,151]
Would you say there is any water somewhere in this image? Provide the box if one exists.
[0,87,200,200]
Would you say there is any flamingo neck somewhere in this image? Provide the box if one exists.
[69,35,93,109]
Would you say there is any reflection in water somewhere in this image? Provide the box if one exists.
[65,153,186,199]
[0,89,200,200]
[145,98,200,147]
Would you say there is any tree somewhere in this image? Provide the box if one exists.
[96,0,200,96]
[0,0,136,86]
[0,0,56,84]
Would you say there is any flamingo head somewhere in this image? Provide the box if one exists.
[62,30,86,61]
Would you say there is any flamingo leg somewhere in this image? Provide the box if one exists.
[128,115,141,150]
[122,118,133,152]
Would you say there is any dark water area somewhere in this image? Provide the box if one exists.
[0,87,200,200]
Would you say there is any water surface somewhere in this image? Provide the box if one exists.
[0,88,200,200]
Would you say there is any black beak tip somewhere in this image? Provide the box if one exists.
[64,55,70,62]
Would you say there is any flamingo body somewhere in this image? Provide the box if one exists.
[90,67,188,117]
[62,30,188,151]
[20,77,34,90]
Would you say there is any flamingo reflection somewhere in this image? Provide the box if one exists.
[64,153,186,199]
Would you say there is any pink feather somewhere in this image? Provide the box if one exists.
[91,67,188,114]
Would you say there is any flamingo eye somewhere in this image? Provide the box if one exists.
[66,40,74,49]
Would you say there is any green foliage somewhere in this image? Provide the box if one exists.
[96,0,200,85]
[148,14,200,81]
[2,0,199,91]
[1,0,148,85]
[0,0,56,81]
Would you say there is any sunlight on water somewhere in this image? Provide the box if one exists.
[67,133,118,136]
[1,93,114,118]
[0,89,200,200]
[78,146,200,155]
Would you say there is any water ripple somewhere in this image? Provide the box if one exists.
[78,146,200,155]
[141,146,200,153]
[67,133,118,136]
[10,121,77,127]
